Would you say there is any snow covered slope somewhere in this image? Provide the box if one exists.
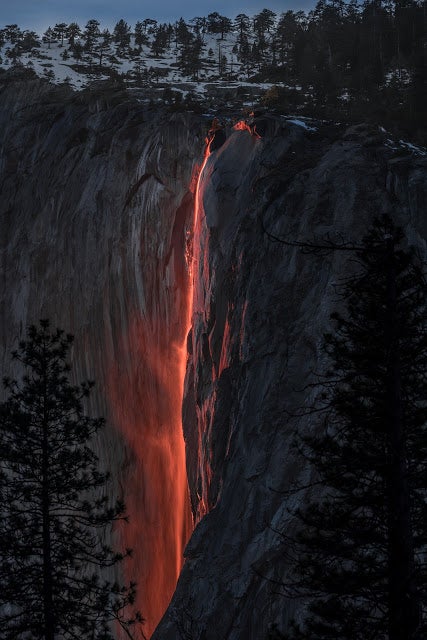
[0,21,283,101]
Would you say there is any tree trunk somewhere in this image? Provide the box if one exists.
[385,239,420,640]
[42,370,55,640]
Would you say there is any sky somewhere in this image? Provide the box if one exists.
[1,0,316,32]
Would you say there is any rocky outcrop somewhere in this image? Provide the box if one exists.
[1,72,426,639]
[155,120,427,639]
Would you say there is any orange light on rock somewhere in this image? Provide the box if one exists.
[105,135,215,638]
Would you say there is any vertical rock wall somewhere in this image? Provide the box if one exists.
[0,75,201,637]
[1,75,426,639]
[155,120,427,639]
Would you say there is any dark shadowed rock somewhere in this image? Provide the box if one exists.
[155,122,427,639]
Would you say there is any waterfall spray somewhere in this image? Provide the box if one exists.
[105,133,215,638]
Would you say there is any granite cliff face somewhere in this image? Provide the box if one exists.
[1,73,426,639]
[156,120,427,638]
[0,73,199,637]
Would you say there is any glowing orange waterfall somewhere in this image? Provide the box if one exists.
[191,140,212,285]
[233,119,262,138]
[105,138,213,638]
[107,316,193,637]
[188,138,215,523]
[189,123,260,524]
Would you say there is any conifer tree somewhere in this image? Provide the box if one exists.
[53,23,68,46]
[0,320,143,640]
[206,12,232,39]
[95,29,112,68]
[20,31,40,53]
[43,27,55,49]
[84,19,100,52]
[113,19,131,52]
[134,21,147,50]
[253,8,277,37]
[234,12,250,37]
[66,22,81,47]
[151,25,169,57]
[3,24,22,44]
[175,18,192,46]
[283,217,426,640]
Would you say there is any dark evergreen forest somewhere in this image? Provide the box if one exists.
[257,1,427,142]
